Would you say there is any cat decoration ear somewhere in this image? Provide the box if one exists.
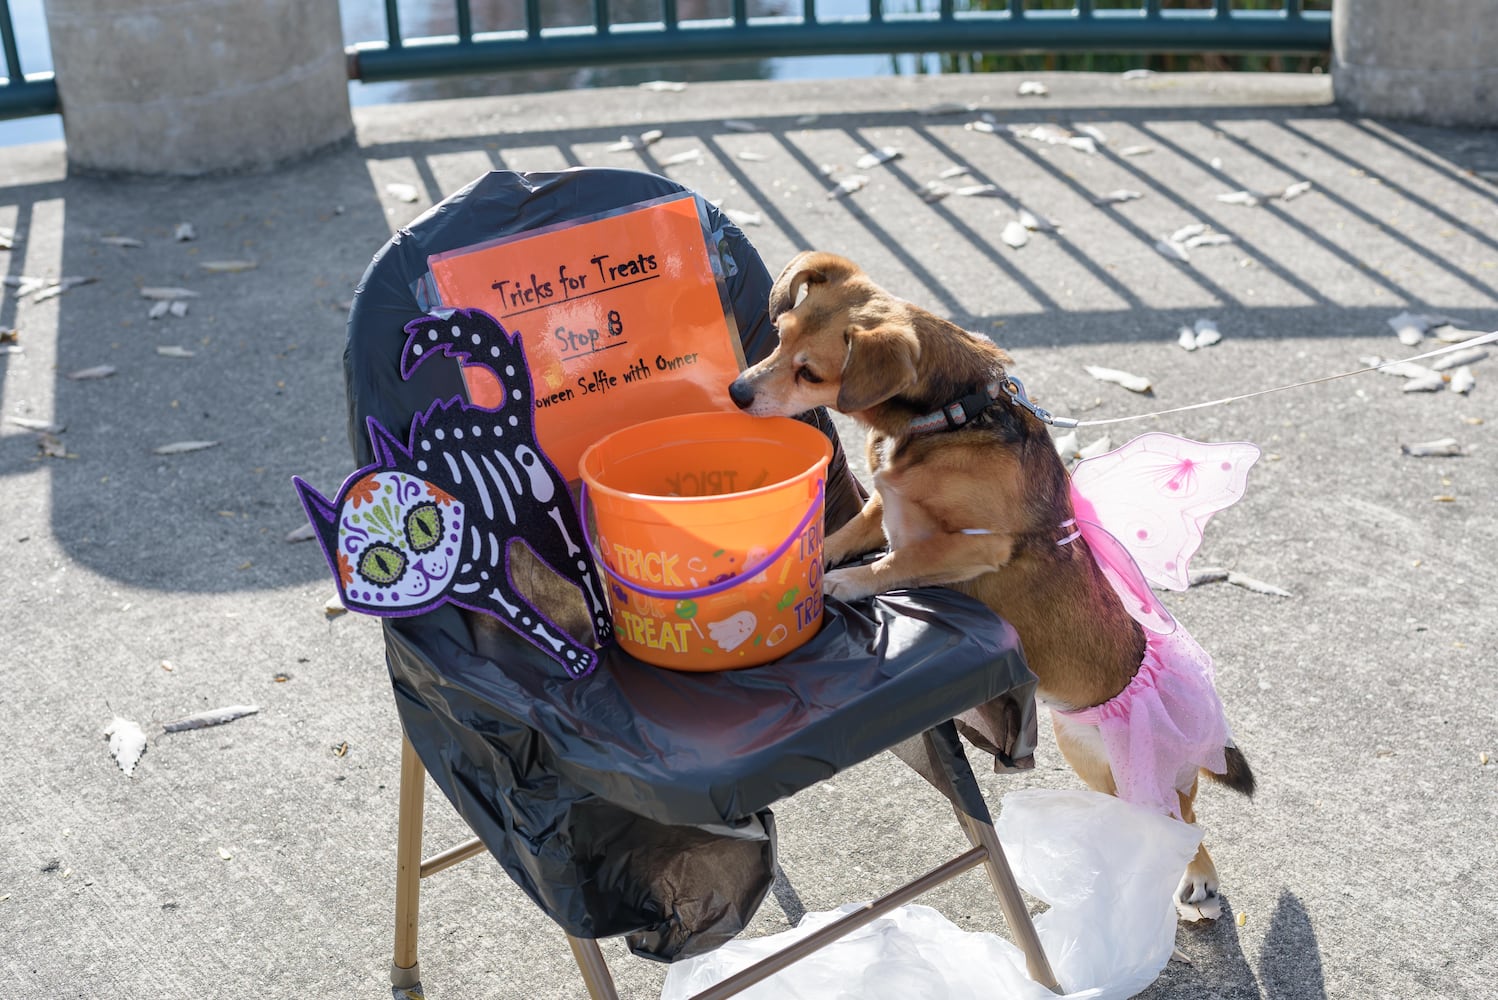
[366,417,409,469]
[290,476,346,585]
[401,308,513,379]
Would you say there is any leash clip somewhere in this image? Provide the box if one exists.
[1001,376,1079,429]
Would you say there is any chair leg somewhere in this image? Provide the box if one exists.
[566,934,622,1000]
[917,727,1061,992]
[391,734,426,990]
[954,809,1060,991]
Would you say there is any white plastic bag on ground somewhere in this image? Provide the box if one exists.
[660,789,1202,1000]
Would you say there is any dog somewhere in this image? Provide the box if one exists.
[727,251,1255,921]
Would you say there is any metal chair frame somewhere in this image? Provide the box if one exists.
[389,727,1059,997]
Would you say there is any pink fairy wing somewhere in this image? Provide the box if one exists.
[1073,517,1179,636]
[1070,433,1260,592]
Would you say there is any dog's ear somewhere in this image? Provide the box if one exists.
[837,325,921,412]
[769,251,861,321]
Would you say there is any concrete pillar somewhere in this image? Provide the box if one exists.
[44,0,353,175]
[1333,0,1497,127]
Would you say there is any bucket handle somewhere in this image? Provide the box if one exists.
[577,478,825,602]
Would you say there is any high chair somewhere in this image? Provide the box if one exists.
[343,166,1060,997]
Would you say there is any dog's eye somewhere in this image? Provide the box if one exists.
[796,365,823,385]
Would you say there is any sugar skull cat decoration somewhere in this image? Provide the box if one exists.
[292,308,613,678]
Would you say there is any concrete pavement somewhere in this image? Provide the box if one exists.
[2,72,1495,999]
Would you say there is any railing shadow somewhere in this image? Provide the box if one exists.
[2,88,1495,592]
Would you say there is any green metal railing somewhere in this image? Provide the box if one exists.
[0,0,56,119]
[347,1,1331,84]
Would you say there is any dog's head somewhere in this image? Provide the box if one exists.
[729,251,934,419]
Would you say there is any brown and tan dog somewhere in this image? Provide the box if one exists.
[728,250,1254,920]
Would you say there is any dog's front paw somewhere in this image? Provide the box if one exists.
[1175,871,1223,922]
[824,567,875,602]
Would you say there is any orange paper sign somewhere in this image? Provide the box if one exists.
[426,194,747,480]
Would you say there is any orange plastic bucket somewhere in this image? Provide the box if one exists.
[577,412,832,671]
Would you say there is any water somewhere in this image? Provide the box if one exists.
[0,0,927,149]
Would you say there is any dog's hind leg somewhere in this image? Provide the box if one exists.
[1174,778,1224,921]
[1054,715,1224,921]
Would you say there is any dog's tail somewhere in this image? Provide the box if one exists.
[1203,744,1256,798]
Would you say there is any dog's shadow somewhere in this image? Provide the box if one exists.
[1144,890,1326,999]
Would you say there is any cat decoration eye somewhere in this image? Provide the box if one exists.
[404,502,444,553]
[358,541,408,587]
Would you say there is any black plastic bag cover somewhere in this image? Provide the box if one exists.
[344,168,1038,961]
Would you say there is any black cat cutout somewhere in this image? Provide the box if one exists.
[293,308,613,678]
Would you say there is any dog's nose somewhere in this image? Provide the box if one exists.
[728,378,755,410]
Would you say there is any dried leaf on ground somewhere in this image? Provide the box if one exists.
[1178,325,1200,352]
[1226,572,1293,597]
[965,120,997,134]
[5,415,64,433]
[325,593,348,618]
[953,184,1003,198]
[1448,366,1476,394]
[1193,318,1222,347]
[937,165,972,180]
[1185,232,1234,248]
[1169,223,1209,244]
[0,228,14,249]
[1430,348,1488,371]
[1018,207,1059,232]
[161,705,260,733]
[31,277,97,302]
[385,182,419,203]
[724,209,763,227]
[174,222,196,242]
[1188,567,1231,586]
[1278,181,1313,201]
[1154,239,1190,263]
[285,523,316,543]
[1053,429,1080,461]
[1068,136,1098,155]
[639,80,686,92]
[1385,311,1447,346]
[1001,221,1030,249]
[1122,69,1155,81]
[1018,81,1049,97]
[0,329,16,344]
[37,433,70,458]
[722,119,759,133]
[735,151,769,162]
[1401,373,1447,393]
[155,345,196,359]
[855,147,902,170]
[100,236,144,248]
[1120,145,1154,157]
[1215,190,1264,207]
[827,174,870,199]
[608,130,664,152]
[140,286,199,300]
[148,300,170,320]
[1400,438,1467,457]
[1085,365,1152,393]
[1429,324,1485,344]
[920,182,953,204]
[1094,189,1143,205]
[105,717,149,777]
[1077,435,1112,460]
[660,148,703,167]
[169,301,189,318]
[152,440,219,455]
[199,260,257,274]
[66,364,117,381]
